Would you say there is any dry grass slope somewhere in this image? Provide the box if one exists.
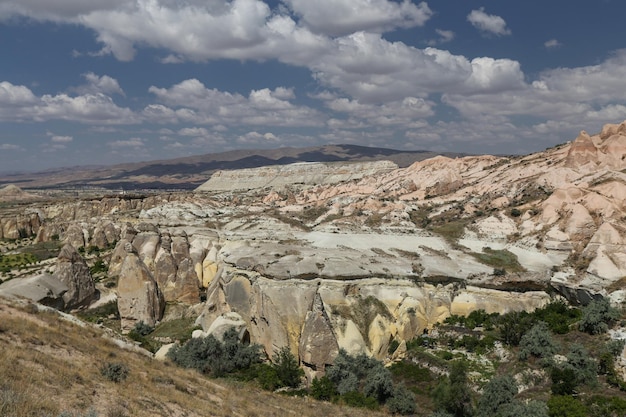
[0,298,386,417]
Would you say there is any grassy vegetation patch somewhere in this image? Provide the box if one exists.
[0,253,38,273]
[76,301,120,328]
[431,220,467,242]
[19,240,62,261]
[151,316,198,343]
[469,247,525,273]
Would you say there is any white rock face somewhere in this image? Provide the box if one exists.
[196,161,398,192]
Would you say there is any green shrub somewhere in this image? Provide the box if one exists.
[476,374,518,417]
[89,259,108,275]
[550,367,578,396]
[564,344,597,387]
[585,395,626,417]
[256,363,281,391]
[272,346,304,388]
[579,298,620,335]
[100,362,129,383]
[498,400,548,417]
[388,339,400,354]
[518,322,559,361]
[547,395,588,417]
[167,328,262,377]
[325,349,397,406]
[533,301,581,334]
[310,376,336,401]
[498,311,535,346]
[131,321,154,336]
[341,391,379,410]
[432,360,473,417]
[386,384,416,415]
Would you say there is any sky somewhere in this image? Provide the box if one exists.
[1,0,626,172]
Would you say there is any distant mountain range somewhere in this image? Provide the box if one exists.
[0,144,467,190]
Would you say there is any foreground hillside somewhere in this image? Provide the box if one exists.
[0,298,385,417]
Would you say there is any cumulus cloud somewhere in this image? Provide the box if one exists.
[467,8,511,36]
[148,79,324,127]
[427,29,455,46]
[75,72,125,96]
[442,50,626,131]
[0,143,23,151]
[0,81,136,123]
[0,0,127,22]
[544,39,561,49]
[283,0,433,36]
[178,127,209,137]
[236,131,280,144]
[108,137,145,149]
[322,95,434,127]
[49,134,73,143]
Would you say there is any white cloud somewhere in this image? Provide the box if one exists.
[467,8,511,36]
[442,50,626,132]
[0,81,38,106]
[108,137,145,149]
[0,143,23,151]
[77,72,125,96]
[50,135,73,143]
[0,0,127,22]
[178,127,209,137]
[236,131,279,144]
[283,0,433,36]
[544,39,561,49]
[323,96,434,127]
[0,81,136,124]
[148,79,324,127]
[427,29,454,45]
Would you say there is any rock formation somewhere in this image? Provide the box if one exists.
[196,160,398,192]
[117,243,165,332]
[54,244,97,310]
[0,273,68,309]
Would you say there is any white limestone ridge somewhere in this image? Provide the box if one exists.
[195,160,398,192]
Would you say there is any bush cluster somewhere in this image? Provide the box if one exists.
[167,328,262,377]
[314,349,416,414]
[100,362,129,383]
[257,347,304,390]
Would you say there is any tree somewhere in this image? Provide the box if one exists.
[272,346,304,388]
[498,311,534,346]
[433,360,473,417]
[310,376,336,401]
[579,298,620,335]
[518,322,559,361]
[476,375,517,417]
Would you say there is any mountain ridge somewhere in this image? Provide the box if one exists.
[0,144,468,190]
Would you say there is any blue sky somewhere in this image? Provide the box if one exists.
[1,0,626,172]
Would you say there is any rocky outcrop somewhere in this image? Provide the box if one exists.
[196,160,398,192]
[299,293,340,372]
[54,244,97,310]
[197,271,550,364]
[0,274,68,309]
[117,243,165,332]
